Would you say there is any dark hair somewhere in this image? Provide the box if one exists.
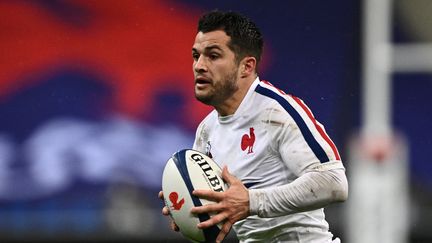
[198,10,263,67]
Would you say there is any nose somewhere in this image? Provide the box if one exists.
[194,56,207,73]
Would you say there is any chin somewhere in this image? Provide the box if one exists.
[195,93,214,105]
[194,89,208,99]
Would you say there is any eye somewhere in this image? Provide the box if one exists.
[192,52,200,61]
[209,53,219,60]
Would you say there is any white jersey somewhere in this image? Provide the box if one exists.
[193,77,344,242]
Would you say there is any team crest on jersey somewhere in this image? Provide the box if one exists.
[241,127,255,154]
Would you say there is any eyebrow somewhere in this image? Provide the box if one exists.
[192,44,224,53]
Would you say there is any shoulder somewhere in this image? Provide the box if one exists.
[254,80,305,123]
[196,109,217,132]
[256,80,342,163]
[193,110,217,151]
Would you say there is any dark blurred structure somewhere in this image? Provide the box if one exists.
[0,0,430,242]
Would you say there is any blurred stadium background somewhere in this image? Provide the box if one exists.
[0,0,431,242]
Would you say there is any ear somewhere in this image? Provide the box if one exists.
[240,57,257,78]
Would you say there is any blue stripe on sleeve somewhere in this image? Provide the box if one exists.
[255,85,330,163]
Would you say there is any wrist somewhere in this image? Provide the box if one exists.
[248,188,265,216]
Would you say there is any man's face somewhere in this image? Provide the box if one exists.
[192,30,240,106]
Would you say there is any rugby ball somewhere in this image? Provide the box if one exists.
[162,149,227,243]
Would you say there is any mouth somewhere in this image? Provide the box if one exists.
[195,77,212,87]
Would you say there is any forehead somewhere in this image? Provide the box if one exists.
[193,30,231,51]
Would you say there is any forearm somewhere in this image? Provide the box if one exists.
[249,167,348,218]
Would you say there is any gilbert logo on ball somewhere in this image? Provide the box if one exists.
[162,149,227,243]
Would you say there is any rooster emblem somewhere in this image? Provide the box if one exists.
[241,127,255,154]
[169,192,185,210]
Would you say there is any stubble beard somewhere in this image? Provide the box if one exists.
[195,68,239,106]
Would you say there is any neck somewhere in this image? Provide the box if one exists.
[214,75,256,117]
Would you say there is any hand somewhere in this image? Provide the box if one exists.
[191,166,250,243]
[158,191,180,232]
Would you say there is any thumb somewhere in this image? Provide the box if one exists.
[221,165,237,184]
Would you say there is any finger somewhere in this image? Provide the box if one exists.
[158,191,164,199]
[216,221,232,243]
[190,203,222,214]
[193,189,224,201]
[171,221,180,231]
[162,206,171,216]
[221,166,237,184]
[197,212,226,229]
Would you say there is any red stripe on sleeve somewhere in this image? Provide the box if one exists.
[291,96,341,161]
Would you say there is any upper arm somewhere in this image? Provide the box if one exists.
[271,96,343,176]
[192,121,205,151]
